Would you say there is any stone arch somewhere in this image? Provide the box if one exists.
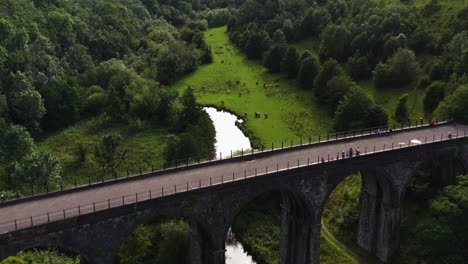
[222,182,322,264]
[115,209,212,264]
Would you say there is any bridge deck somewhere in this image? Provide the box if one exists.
[1,123,467,233]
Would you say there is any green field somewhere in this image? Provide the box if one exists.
[171,26,333,145]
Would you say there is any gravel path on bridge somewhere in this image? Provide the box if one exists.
[1,124,467,231]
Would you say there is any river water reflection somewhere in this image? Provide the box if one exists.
[204,107,251,159]
[203,107,256,264]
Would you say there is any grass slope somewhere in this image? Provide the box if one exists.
[171,26,333,145]
[37,119,168,187]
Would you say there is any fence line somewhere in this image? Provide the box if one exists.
[1,120,450,203]
[0,127,465,235]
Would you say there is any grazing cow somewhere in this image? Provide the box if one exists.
[255,112,261,118]
[264,113,268,119]
[244,112,248,117]
[236,80,240,84]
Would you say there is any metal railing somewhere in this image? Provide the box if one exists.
[0,125,465,235]
[0,120,449,204]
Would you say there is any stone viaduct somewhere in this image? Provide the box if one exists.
[1,125,467,264]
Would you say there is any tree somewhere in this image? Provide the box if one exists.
[395,94,409,123]
[15,151,61,193]
[180,87,200,127]
[300,8,331,38]
[373,49,421,88]
[346,54,371,80]
[0,124,34,164]
[325,75,357,111]
[423,81,445,114]
[156,220,190,264]
[263,44,287,72]
[243,27,271,60]
[319,24,351,61]
[280,47,299,78]
[313,59,345,101]
[434,85,468,124]
[388,49,420,86]
[334,87,388,131]
[94,133,127,178]
[298,56,320,89]
[10,89,46,132]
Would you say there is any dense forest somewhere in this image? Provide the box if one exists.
[0,0,467,263]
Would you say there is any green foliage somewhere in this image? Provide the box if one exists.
[263,45,287,73]
[319,24,351,62]
[0,124,34,164]
[118,224,158,264]
[0,0,211,133]
[346,54,371,80]
[298,56,320,89]
[313,59,346,103]
[164,111,216,162]
[434,84,468,124]
[15,151,61,193]
[11,89,46,133]
[423,0,442,17]
[118,219,190,264]
[232,192,281,264]
[398,175,468,264]
[395,94,409,123]
[373,48,421,88]
[280,47,300,79]
[334,87,388,131]
[299,8,331,38]
[12,249,80,264]
[157,220,190,264]
[0,256,26,264]
[326,75,358,112]
[94,133,127,178]
[423,81,446,115]
[323,173,361,232]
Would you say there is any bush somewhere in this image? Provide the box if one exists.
[395,94,409,123]
[434,85,468,123]
[423,81,446,115]
[334,87,388,131]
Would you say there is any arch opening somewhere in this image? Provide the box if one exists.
[226,189,313,264]
[396,150,468,263]
[116,215,210,264]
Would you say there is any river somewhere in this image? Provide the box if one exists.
[203,107,256,264]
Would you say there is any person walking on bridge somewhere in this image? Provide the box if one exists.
[349,148,353,157]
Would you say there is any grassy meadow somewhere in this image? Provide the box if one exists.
[172,26,333,146]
